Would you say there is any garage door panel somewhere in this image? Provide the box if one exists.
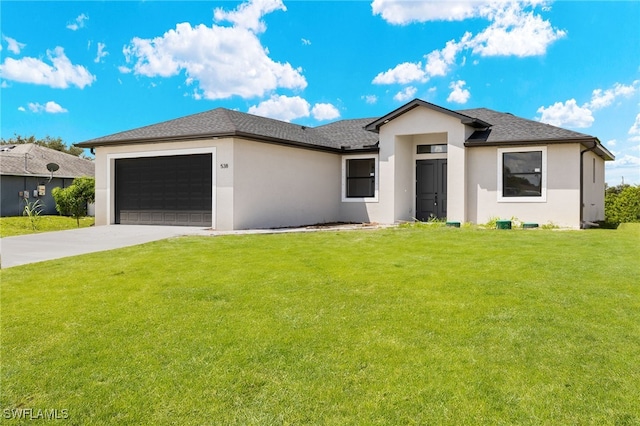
[115,153,212,226]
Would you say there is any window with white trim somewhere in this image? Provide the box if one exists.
[342,155,378,202]
[498,147,546,202]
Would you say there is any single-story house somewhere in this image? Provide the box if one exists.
[0,143,95,217]
[76,99,613,230]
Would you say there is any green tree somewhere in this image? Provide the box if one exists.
[605,184,640,226]
[52,177,95,227]
[0,135,85,157]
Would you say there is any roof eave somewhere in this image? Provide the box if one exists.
[74,132,235,148]
[464,137,615,161]
[76,131,353,154]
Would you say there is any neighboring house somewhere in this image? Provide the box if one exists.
[0,144,95,216]
[76,99,613,230]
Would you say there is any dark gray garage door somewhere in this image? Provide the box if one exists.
[115,154,212,226]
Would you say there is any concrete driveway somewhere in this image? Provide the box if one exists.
[0,225,214,268]
[1,223,387,269]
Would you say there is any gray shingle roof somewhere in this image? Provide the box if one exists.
[314,118,379,150]
[75,101,611,159]
[459,108,613,160]
[0,144,95,178]
[77,108,375,151]
[459,107,594,143]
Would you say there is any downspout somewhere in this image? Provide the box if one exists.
[580,141,598,229]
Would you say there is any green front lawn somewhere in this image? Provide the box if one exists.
[1,226,639,424]
[0,216,95,237]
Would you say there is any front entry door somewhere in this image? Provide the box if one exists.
[416,159,447,221]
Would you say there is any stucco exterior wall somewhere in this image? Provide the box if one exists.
[232,139,341,229]
[467,143,583,228]
[582,150,606,223]
[93,139,232,228]
[375,107,467,224]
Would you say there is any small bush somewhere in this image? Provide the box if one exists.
[483,217,500,229]
[22,199,44,231]
[605,184,640,227]
[540,222,559,230]
[52,177,95,227]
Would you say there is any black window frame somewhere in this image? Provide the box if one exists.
[345,158,376,198]
[502,151,543,198]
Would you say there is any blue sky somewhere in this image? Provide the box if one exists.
[1,0,638,184]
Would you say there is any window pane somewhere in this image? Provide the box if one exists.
[347,158,374,178]
[346,158,375,197]
[417,144,447,154]
[503,173,541,196]
[503,152,542,197]
[347,177,375,197]
[503,152,541,174]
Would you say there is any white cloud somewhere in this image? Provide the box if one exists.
[629,113,640,136]
[27,101,68,114]
[248,95,310,122]
[301,38,311,46]
[118,65,132,74]
[447,80,470,104]
[3,35,26,54]
[371,1,565,88]
[536,99,594,128]
[587,81,639,111]
[0,46,95,89]
[467,2,566,57]
[606,139,617,147]
[371,0,486,25]
[393,86,417,102]
[124,0,306,100]
[94,42,108,63]
[425,38,465,77]
[18,106,26,112]
[362,94,378,104]
[536,81,639,130]
[372,61,426,85]
[606,153,640,185]
[311,103,340,121]
[67,13,88,31]
[607,154,640,169]
[214,0,285,33]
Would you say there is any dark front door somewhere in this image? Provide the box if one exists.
[416,159,447,221]
[115,154,212,226]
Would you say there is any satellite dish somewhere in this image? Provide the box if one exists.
[46,163,59,182]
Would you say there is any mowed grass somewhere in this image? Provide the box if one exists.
[0,216,95,237]
[1,226,639,425]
